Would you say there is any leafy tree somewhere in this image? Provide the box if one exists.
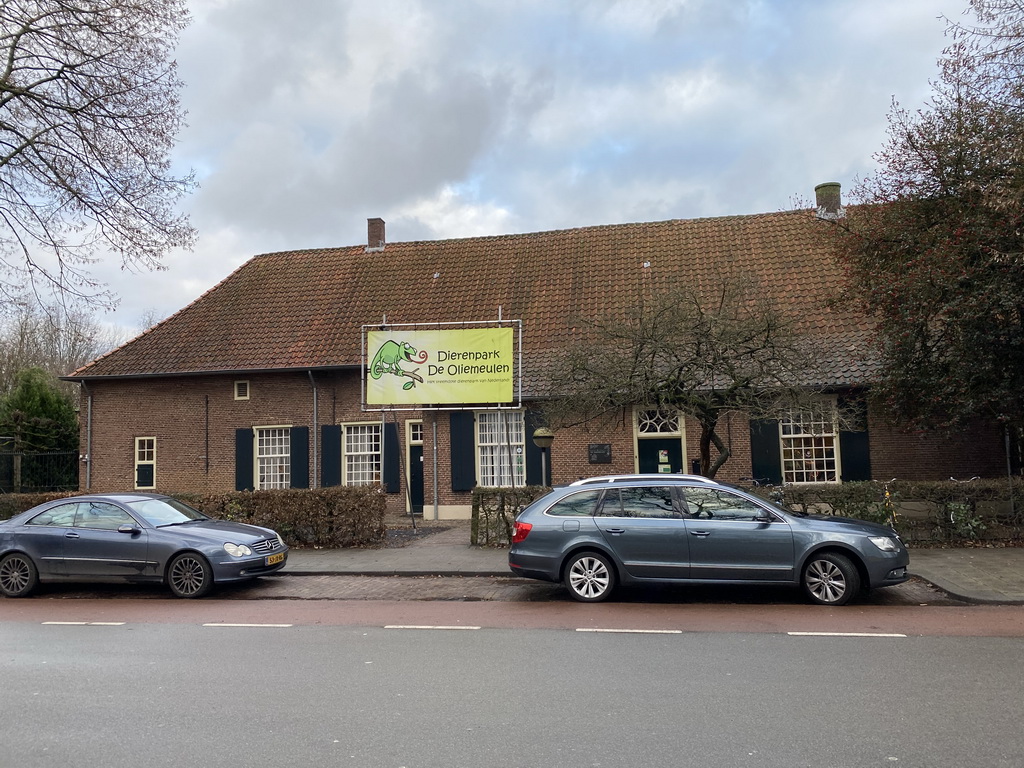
[0,0,195,307]
[827,0,1024,432]
[541,280,819,478]
[0,366,77,453]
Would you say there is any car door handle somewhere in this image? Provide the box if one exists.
[604,528,626,535]
[64,532,80,539]
[689,530,711,537]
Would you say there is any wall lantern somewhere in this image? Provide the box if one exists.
[532,427,555,487]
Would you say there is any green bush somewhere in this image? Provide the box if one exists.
[0,486,386,548]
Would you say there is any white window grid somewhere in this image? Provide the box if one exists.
[478,411,525,487]
[256,427,290,490]
[637,408,680,435]
[136,437,155,464]
[409,421,424,444]
[345,424,381,486]
[780,406,838,484]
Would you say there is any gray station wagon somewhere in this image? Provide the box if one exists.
[507,477,909,605]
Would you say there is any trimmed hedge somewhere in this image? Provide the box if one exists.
[0,486,386,548]
[471,486,549,546]
[746,478,1024,544]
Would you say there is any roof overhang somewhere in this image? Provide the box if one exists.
[61,364,361,383]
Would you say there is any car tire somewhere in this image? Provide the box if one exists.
[167,552,214,598]
[802,552,860,606]
[0,552,39,598]
[563,551,616,603]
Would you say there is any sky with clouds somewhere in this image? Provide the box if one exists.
[92,0,968,334]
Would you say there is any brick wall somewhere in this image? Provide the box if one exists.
[78,372,1010,515]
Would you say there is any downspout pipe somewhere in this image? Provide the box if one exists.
[308,371,319,488]
[82,382,93,490]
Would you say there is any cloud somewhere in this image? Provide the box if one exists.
[92,0,966,335]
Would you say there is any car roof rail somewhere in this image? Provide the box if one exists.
[568,474,719,486]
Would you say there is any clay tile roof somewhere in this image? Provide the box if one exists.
[69,208,877,390]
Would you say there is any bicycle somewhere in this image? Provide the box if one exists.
[739,476,787,508]
[880,478,898,529]
[948,476,985,540]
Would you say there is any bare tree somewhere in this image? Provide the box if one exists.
[0,299,120,396]
[542,280,820,478]
[0,0,196,308]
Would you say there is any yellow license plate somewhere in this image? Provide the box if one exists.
[265,552,285,566]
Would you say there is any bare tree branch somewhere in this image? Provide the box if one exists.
[0,0,196,308]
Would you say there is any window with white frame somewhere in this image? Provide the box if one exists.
[477,411,525,487]
[637,408,680,435]
[780,402,839,484]
[134,437,156,489]
[255,427,290,489]
[344,423,381,485]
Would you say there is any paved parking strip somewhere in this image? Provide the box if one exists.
[4,573,972,604]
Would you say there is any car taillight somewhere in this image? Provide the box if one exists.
[512,521,532,543]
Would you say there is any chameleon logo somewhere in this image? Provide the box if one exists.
[369,340,429,390]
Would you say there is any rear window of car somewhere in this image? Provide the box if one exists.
[27,503,78,527]
[545,490,602,516]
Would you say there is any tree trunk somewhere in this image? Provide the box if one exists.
[697,411,731,479]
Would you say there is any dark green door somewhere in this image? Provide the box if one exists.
[637,438,683,474]
[409,445,424,515]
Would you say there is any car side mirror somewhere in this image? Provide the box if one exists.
[117,524,141,534]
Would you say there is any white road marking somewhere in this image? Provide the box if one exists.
[576,628,683,634]
[788,632,907,638]
[41,621,126,626]
[202,623,293,628]
[384,625,482,630]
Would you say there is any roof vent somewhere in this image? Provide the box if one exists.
[366,218,385,252]
[814,182,845,220]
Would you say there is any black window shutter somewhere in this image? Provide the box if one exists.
[524,410,542,486]
[290,427,309,489]
[321,425,342,487]
[382,422,400,493]
[136,464,154,488]
[450,411,476,492]
[837,394,871,482]
[235,428,254,491]
[749,419,783,486]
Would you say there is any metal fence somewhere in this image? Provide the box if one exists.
[0,451,79,493]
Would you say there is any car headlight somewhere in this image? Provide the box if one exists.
[276,533,285,548]
[869,536,899,552]
[223,542,252,557]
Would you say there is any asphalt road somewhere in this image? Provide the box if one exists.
[3,620,1023,768]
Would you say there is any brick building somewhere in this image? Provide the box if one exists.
[65,190,1010,518]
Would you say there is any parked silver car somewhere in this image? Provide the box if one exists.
[0,493,288,598]
[508,476,909,605]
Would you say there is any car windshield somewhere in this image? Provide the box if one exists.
[126,498,209,527]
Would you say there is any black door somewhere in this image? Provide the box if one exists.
[409,445,424,516]
[637,438,683,474]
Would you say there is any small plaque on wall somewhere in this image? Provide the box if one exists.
[588,443,612,464]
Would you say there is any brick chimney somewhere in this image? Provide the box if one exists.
[366,218,385,252]
[814,182,845,220]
